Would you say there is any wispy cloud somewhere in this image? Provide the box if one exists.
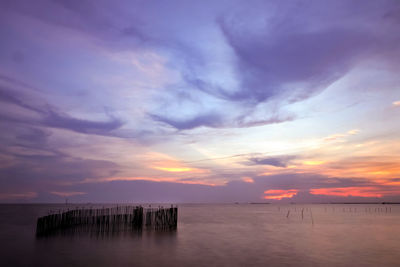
[50,191,86,197]
[323,129,360,142]
[247,155,296,168]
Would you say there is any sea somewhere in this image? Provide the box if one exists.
[1,203,399,267]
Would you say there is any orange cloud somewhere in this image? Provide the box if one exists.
[242,177,254,183]
[257,156,400,180]
[263,189,298,200]
[393,100,400,107]
[310,187,382,198]
[318,158,400,179]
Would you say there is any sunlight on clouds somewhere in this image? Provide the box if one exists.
[347,129,359,135]
[153,166,194,172]
[393,100,400,107]
[263,189,298,200]
[303,160,326,166]
[323,129,360,142]
[144,151,209,174]
[310,187,383,198]
[256,154,400,183]
[242,177,254,183]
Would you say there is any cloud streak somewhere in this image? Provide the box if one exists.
[248,156,296,168]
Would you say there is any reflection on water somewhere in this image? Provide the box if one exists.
[1,204,400,266]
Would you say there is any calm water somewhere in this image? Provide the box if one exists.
[1,203,400,267]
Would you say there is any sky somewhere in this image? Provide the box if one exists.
[0,0,399,203]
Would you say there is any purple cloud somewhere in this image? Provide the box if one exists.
[0,78,124,135]
[248,156,296,168]
[43,110,123,134]
[150,112,224,130]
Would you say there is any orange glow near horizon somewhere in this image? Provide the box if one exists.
[310,187,383,198]
[153,166,194,172]
[144,152,207,174]
[263,189,299,200]
[256,156,400,180]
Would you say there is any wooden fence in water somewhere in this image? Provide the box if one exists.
[36,206,178,237]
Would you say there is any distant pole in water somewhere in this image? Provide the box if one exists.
[310,209,314,226]
[286,210,290,218]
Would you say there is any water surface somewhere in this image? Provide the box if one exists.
[1,204,399,266]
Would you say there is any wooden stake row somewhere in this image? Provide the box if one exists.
[36,206,177,237]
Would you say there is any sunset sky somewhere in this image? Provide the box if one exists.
[0,0,399,203]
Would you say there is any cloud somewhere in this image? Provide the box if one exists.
[0,77,124,136]
[150,107,294,130]
[323,129,360,142]
[3,0,399,133]
[43,110,123,134]
[310,187,383,198]
[264,189,299,200]
[146,0,400,130]
[214,1,400,106]
[248,155,296,167]
[150,112,223,130]
[0,85,44,113]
